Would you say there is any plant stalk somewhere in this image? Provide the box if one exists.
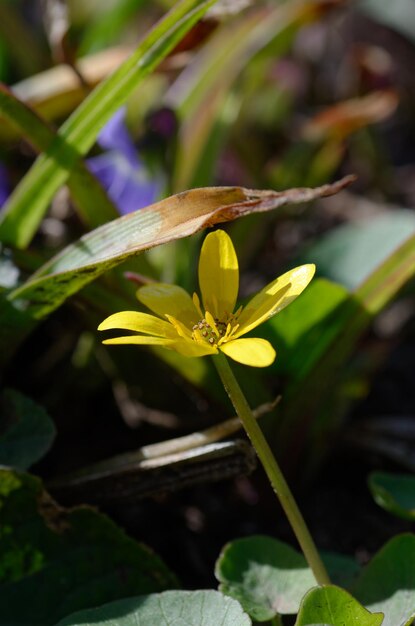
[213,352,330,586]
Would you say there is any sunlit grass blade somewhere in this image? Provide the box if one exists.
[0,84,119,226]
[0,0,218,248]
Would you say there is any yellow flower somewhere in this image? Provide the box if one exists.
[99,230,315,367]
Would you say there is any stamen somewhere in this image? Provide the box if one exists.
[205,311,219,337]
[191,312,238,348]
[166,314,192,339]
[193,328,204,344]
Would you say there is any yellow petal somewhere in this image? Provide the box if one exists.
[137,283,198,327]
[165,314,192,339]
[234,264,315,338]
[102,334,217,357]
[198,229,239,319]
[103,336,178,347]
[170,338,218,357]
[220,338,276,367]
[192,292,203,318]
[98,311,176,338]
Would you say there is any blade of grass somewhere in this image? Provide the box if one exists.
[0,0,218,248]
[0,84,119,226]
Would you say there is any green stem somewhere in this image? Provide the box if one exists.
[213,352,330,586]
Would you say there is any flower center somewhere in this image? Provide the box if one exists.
[192,317,228,346]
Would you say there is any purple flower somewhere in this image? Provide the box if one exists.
[0,164,9,209]
[96,108,138,164]
[88,108,161,215]
[88,152,160,215]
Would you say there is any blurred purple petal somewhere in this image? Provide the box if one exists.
[88,151,160,215]
[97,107,138,166]
[90,107,162,215]
[0,164,9,209]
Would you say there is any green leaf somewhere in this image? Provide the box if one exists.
[0,389,56,469]
[215,535,360,621]
[55,590,251,626]
[0,0,218,248]
[302,211,415,290]
[216,535,312,621]
[0,469,177,625]
[368,472,415,521]
[354,534,415,626]
[295,585,384,626]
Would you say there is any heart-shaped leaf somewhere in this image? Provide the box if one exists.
[354,534,415,626]
[295,585,384,626]
[368,472,415,521]
[215,535,360,621]
[55,590,251,626]
[0,469,177,625]
[0,389,56,469]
